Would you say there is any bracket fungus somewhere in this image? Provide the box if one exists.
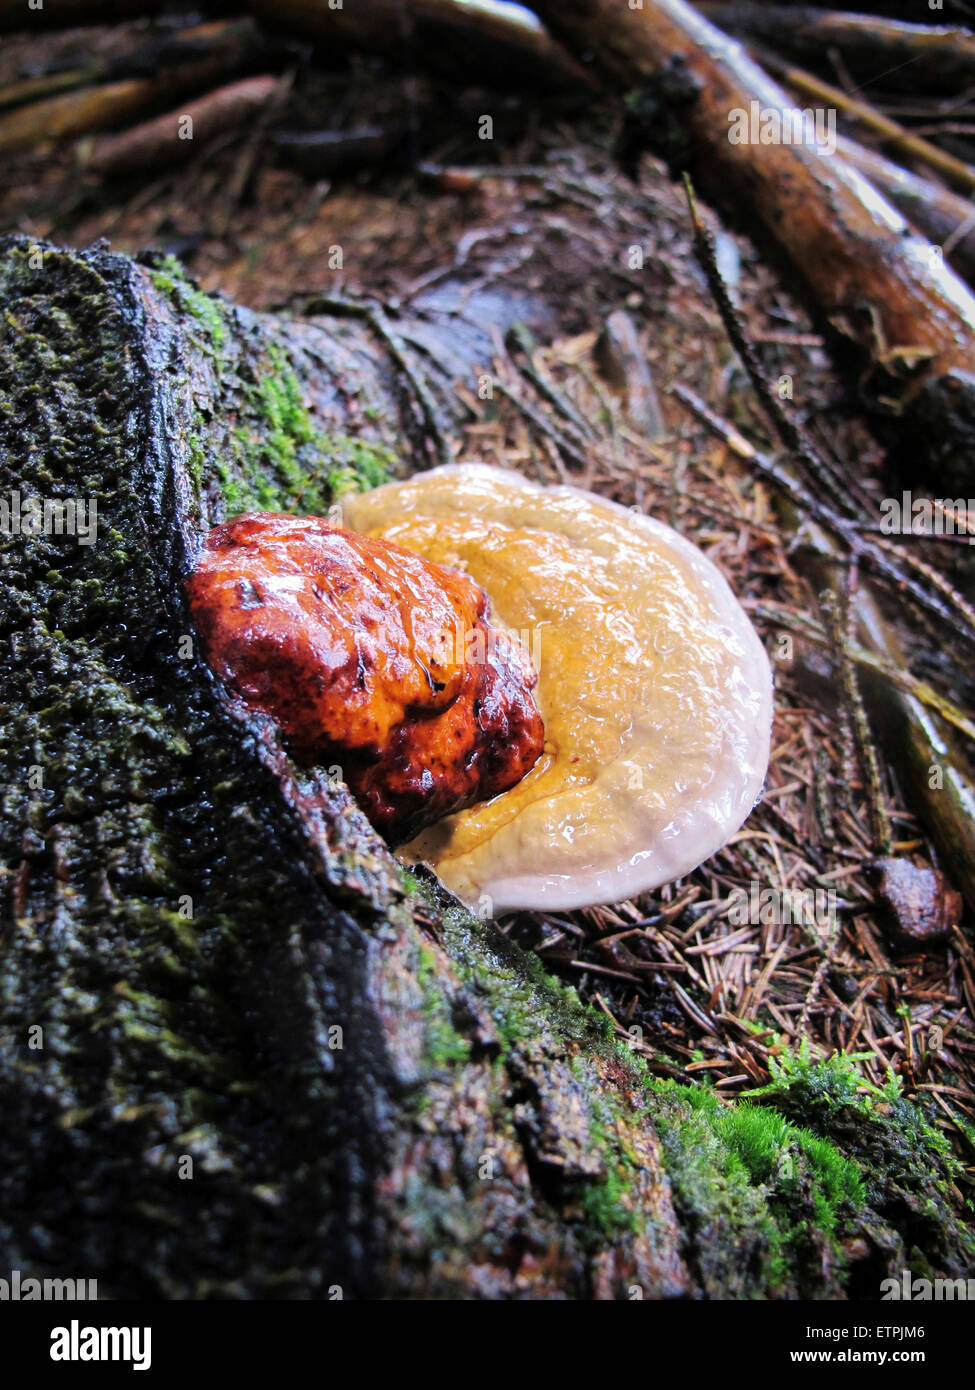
[186,512,544,843]
[188,465,772,914]
[342,464,773,912]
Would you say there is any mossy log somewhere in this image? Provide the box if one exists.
[1,236,972,1299]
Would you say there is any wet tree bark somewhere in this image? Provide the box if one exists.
[1,236,972,1299]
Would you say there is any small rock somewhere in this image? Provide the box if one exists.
[871,857,962,946]
[594,310,664,439]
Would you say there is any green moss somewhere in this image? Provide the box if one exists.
[408,868,969,1290]
[747,1036,867,1108]
[399,868,421,896]
[323,434,395,496]
[437,890,595,1055]
[224,352,392,517]
[748,1038,961,1181]
[408,877,886,1289]
[232,349,393,511]
[186,433,206,493]
[647,1079,790,1293]
[579,1129,639,1237]
[704,1092,864,1271]
[633,1035,975,1294]
[149,254,226,352]
[415,942,471,1071]
[576,1092,647,1241]
[746,1039,975,1245]
[148,254,392,518]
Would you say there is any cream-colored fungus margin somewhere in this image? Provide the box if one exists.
[342,464,773,913]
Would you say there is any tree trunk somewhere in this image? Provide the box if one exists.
[1,235,971,1299]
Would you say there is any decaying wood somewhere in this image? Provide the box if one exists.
[0,28,261,156]
[759,49,975,196]
[835,135,975,287]
[247,0,596,91]
[829,553,975,919]
[740,0,975,27]
[5,0,975,482]
[0,77,164,156]
[699,5,975,94]
[528,0,975,490]
[86,74,279,177]
[790,510,975,917]
[0,17,261,112]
